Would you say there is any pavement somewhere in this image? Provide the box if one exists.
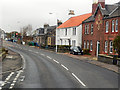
[61,53,119,73]
[2,49,22,73]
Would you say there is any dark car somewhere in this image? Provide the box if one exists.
[70,46,83,55]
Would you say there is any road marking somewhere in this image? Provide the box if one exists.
[35,52,39,54]
[9,71,22,89]
[47,56,52,59]
[20,76,25,82]
[72,73,86,87]
[1,72,14,86]
[53,59,59,64]
[20,54,26,70]
[29,50,32,52]
[41,54,45,56]
[61,64,69,71]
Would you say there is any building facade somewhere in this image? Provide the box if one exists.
[82,0,120,56]
[56,13,91,47]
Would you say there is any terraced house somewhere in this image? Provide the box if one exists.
[56,13,91,47]
[82,0,120,56]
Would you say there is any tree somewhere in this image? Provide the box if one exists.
[113,36,120,56]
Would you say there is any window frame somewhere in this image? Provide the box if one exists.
[105,41,108,53]
[109,41,113,53]
[90,40,93,51]
[73,27,76,35]
[115,19,118,32]
[91,24,93,34]
[105,21,109,33]
[112,20,115,32]
[65,28,67,36]
[84,41,86,49]
[87,40,89,49]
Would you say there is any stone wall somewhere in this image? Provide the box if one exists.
[98,54,120,66]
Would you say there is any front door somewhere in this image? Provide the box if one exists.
[96,41,100,57]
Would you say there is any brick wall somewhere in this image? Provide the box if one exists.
[82,8,120,56]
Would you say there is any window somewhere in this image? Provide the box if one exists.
[112,20,114,32]
[105,21,109,33]
[87,40,89,49]
[87,25,89,34]
[115,19,118,32]
[90,40,93,51]
[85,25,87,34]
[105,41,108,53]
[91,24,93,34]
[84,41,86,49]
[65,28,67,35]
[72,40,76,46]
[73,27,76,35]
[110,41,113,53]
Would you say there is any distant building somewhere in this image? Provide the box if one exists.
[0,28,6,40]
[82,0,120,56]
[34,25,56,46]
[56,13,91,47]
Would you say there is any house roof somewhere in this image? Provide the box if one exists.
[83,2,120,23]
[57,13,92,29]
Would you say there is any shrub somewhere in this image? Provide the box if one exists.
[83,49,90,55]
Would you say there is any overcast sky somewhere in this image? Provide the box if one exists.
[0,0,119,33]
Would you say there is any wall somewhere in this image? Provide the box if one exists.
[56,25,82,47]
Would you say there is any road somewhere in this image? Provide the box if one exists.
[2,41,119,89]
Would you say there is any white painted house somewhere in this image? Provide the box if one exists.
[56,13,91,48]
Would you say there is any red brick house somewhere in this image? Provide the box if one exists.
[82,0,120,56]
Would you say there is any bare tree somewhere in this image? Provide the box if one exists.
[20,24,33,37]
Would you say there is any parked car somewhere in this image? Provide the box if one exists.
[70,46,83,55]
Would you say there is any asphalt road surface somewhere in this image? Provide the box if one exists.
[3,41,119,89]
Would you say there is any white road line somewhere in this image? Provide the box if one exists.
[20,54,26,70]
[29,50,32,52]
[35,52,39,54]
[72,73,86,87]
[41,54,45,56]
[47,56,52,59]
[53,59,59,64]
[9,71,22,89]
[61,64,69,71]
[1,72,14,86]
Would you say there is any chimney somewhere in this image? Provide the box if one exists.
[57,19,62,26]
[92,0,105,14]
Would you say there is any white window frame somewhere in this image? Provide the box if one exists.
[91,24,93,34]
[87,25,89,34]
[105,41,108,53]
[87,40,89,49]
[65,28,67,36]
[73,27,76,35]
[72,40,76,46]
[105,21,109,33]
[110,41,113,53]
[115,19,118,32]
[84,41,86,49]
[85,25,87,34]
[90,40,93,51]
[112,20,114,32]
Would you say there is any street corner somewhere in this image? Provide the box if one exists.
[2,49,23,74]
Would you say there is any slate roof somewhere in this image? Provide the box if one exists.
[83,2,120,23]
[57,13,92,29]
